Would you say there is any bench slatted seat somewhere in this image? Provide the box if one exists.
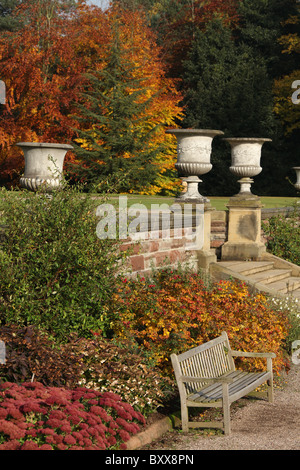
[171,331,276,435]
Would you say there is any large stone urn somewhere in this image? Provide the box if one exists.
[166,129,224,202]
[166,128,223,270]
[223,137,271,196]
[17,142,73,192]
[293,167,300,191]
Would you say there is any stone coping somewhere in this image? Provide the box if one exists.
[126,413,181,450]
[261,206,300,219]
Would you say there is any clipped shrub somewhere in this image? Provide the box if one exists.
[0,381,146,450]
[0,186,124,340]
[111,269,291,375]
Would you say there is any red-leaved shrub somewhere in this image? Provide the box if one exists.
[0,381,146,450]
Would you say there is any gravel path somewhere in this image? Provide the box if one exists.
[144,364,300,451]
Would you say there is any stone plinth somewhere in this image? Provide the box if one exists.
[197,201,217,269]
[221,195,266,261]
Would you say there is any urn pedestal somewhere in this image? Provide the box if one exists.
[221,137,271,261]
[221,197,266,261]
[17,142,73,192]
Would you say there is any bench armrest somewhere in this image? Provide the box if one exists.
[231,350,276,359]
[180,375,234,384]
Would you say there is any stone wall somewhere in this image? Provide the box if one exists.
[210,206,300,258]
[119,205,300,277]
[118,227,199,278]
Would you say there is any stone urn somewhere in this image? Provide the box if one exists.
[17,142,73,192]
[223,137,271,196]
[166,128,224,202]
[292,167,300,191]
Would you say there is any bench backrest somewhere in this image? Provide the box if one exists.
[171,332,235,395]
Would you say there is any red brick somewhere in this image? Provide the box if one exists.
[171,238,186,249]
[130,255,145,272]
[154,251,171,267]
[210,240,224,248]
[149,240,160,252]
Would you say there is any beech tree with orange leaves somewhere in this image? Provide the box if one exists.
[0,0,94,185]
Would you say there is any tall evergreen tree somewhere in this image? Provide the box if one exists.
[70,28,163,193]
[236,0,300,79]
[181,19,275,196]
[182,20,275,136]
[0,0,22,31]
[234,0,300,195]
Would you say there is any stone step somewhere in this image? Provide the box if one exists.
[266,277,300,294]
[248,268,292,285]
[218,261,275,276]
[290,289,300,299]
[216,260,300,299]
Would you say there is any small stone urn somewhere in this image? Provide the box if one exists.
[293,167,300,191]
[223,137,271,196]
[17,142,73,192]
[166,128,224,202]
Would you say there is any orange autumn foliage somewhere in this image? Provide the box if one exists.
[0,2,182,194]
[0,1,92,184]
[111,270,291,376]
[109,8,183,194]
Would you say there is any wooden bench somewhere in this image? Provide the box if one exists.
[171,331,276,435]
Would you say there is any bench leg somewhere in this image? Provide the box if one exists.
[222,383,231,435]
[267,379,274,403]
[267,358,274,403]
[181,401,189,432]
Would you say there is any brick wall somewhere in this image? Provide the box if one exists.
[210,211,228,257]
[118,227,198,278]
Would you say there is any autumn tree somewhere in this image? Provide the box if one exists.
[0,1,109,186]
[69,6,183,194]
[0,0,79,31]
[113,0,239,77]
[71,29,163,193]
[0,2,183,193]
